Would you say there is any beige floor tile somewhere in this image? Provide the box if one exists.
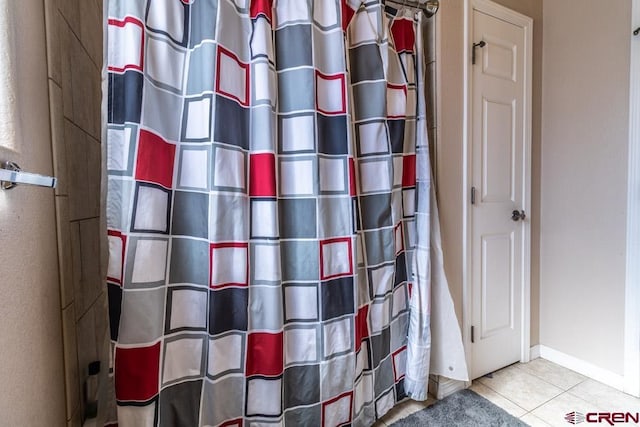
[470,381,528,417]
[568,379,640,412]
[520,412,552,426]
[478,365,563,411]
[516,359,587,390]
[531,392,603,427]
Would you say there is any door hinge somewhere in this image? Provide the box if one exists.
[471,326,475,343]
[471,187,477,205]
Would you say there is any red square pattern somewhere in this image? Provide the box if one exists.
[348,158,357,197]
[387,83,408,119]
[216,46,250,107]
[316,71,347,115]
[249,153,276,197]
[107,230,127,285]
[115,342,161,401]
[246,332,284,376]
[391,18,416,54]
[210,243,249,289]
[220,420,243,427]
[355,305,370,352]
[340,0,355,31]
[250,0,273,21]
[322,391,354,427]
[107,17,145,73]
[319,237,354,281]
[402,154,416,188]
[392,346,407,382]
[135,130,176,189]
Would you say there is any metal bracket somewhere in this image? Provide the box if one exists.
[0,161,57,190]
[472,40,486,65]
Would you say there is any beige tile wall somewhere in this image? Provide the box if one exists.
[43,0,109,426]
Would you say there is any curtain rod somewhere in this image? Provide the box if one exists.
[384,0,440,17]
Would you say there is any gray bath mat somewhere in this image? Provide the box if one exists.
[389,389,528,426]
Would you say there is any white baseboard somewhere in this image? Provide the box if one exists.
[538,345,624,391]
[529,345,540,360]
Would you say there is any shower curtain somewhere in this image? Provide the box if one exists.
[105,0,467,425]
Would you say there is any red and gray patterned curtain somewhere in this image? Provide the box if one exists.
[105,0,467,425]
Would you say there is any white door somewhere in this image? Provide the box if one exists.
[469,4,531,379]
[0,1,66,424]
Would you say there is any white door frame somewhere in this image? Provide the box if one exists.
[624,0,640,398]
[462,0,533,376]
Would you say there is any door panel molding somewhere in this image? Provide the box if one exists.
[463,0,532,379]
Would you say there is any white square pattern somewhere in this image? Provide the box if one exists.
[323,393,352,427]
[146,37,186,90]
[322,240,351,279]
[371,265,394,297]
[375,391,395,419]
[285,286,318,320]
[170,289,207,330]
[254,62,275,102]
[360,160,391,193]
[246,378,282,416]
[108,19,143,71]
[369,298,390,334]
[213,147,245,189]
[313,0,339,27]
[147,0,185,41]
[219,51,248,105]
[211,246,248,286]
[280,160,314,195]
[253,244,281,281]
[285,328,318,364]
[403,189,416,217]
[316,74,345,114]
[276,0,310,26]
[251,200,278,238]
[387,85,407,117]
[323,318,351,358]
[163,338,203,384]
[350,10,378,44]
[179,149,209,189]
[392,348,407,380]
[354,374,373,414]
[395,224,404,254]
[184,97,211,140]
[107,235,123,281]
[134,186,169,231]
[208,334,243,377]
[393,156,403,187]
[251,17,274,58]
[319,158,346,192]
[117,404,156,427]
[131,239,168,283]
[392,286,407,317]
[358,122,389,155]
[107,127,132,171]
[282,115,314,152]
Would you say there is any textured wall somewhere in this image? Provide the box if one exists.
[43,0,110,424]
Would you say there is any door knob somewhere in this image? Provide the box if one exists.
[511,210,526,221]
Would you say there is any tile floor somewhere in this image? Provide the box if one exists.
[375,358,640,426]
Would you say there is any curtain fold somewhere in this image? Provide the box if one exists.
[104,0,467,425]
